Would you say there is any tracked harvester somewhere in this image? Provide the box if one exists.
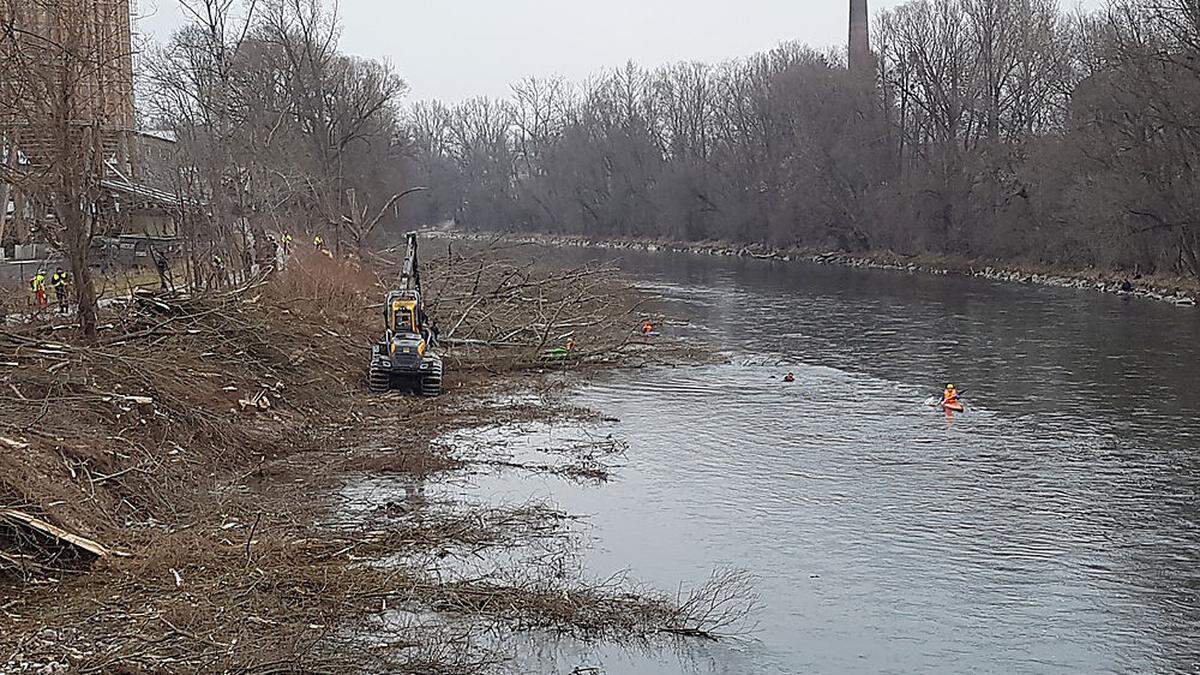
[368,233,443,396]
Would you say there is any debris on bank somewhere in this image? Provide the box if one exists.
[0,242,743,673]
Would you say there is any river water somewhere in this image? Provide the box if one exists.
[464,251,1200,674]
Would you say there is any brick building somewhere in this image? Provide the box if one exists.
[0,0,183,265]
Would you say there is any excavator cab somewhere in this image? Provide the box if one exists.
[369,235,443,396]
[386,292,420,335]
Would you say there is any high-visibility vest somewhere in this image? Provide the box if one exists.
[51,272,67,289]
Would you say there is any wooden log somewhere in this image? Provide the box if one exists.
[0,509,128,558]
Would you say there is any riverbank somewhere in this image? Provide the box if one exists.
[432,230,1198,308]
[0,242,739,672]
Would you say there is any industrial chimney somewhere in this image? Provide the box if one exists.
[849,0,873,78]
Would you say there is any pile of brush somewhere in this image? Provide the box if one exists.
[379,237,670,373]
[0,253,378,575]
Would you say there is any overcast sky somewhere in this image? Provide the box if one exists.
[136,0,1096,103]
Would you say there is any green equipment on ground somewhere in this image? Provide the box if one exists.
[368,233,443,396]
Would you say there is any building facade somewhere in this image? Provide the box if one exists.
[0,0,184,261]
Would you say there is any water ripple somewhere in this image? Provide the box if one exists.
[490,250,1200,674]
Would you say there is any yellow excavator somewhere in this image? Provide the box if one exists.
[368,233,443,396]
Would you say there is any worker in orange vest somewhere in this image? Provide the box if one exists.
[941,384,963,410]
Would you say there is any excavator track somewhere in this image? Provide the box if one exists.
[420,360,443,397]
[368,366,390,393]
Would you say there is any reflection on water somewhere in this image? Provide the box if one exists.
[474,252,1200,673]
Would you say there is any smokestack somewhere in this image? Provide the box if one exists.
[849,0,872,77]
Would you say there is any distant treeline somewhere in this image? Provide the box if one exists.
[404,0,1199,280]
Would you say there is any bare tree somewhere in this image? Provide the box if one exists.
[145,0,410,269]
[0,0,138,337]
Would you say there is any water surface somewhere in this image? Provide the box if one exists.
[470,251,1200,674]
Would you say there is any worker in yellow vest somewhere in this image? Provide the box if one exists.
[29,270,47,308]
[50,267,69,314]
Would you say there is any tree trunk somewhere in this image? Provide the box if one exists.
[11,189,29,244]
[57,191,98,339]
[1181,225,1199,281]
[0,134,14,252]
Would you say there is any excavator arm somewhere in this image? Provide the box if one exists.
[400,232,421,296]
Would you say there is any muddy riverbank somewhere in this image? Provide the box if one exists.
[433,230,1198,307]
[0,242,739,673]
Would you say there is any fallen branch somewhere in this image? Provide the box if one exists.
[0,509,127,559]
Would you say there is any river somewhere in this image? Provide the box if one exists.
[459,250,1200,674]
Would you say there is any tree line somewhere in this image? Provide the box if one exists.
[143,0,410,273]
[405,0,1200,281]
[4,0,1196,338]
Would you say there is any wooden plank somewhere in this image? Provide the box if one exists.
[0,509,128,558]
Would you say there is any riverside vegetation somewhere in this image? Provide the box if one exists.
[0,243,751,673]
[405,0,1200,289]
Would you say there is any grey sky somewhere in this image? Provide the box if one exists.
[136,0,1095,103]
[136,0,907,101]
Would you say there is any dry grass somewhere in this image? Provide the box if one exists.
[418,568,757,640]
[0,262,375,549]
